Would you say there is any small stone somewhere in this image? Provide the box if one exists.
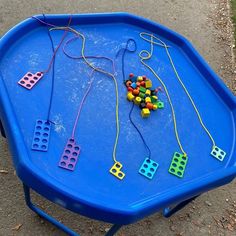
[0,170,8,174]
[205,201,212,206]
[105,228,110,232]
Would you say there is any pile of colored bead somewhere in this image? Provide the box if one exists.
[125,73,164,118]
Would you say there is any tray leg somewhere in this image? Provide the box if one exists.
[0,120,6,138]
[105,224,123,236]
[23,184,80,236]
[163,195,199,218]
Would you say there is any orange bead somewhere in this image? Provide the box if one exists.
[136,82,141,87]
[127,87,133,92]
[146,102,154,110]
[126,81,132,87]
[132,89,139,96]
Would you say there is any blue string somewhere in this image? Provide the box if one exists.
[117,38,151,159]
[42,14,56,123]
[116,39,137,82]
[129,103,151,159]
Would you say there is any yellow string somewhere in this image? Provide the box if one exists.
[139,34,187,156]
[50,26,120,163]
[140,32,216,149]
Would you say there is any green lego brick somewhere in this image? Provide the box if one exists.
[139,86,146,93]
[168,152,188,178]
[211,146,226,161]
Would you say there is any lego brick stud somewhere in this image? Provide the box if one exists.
[139,158,159,179]
[211,146,226,161]
[110,162,125,180]
[18,72,44,90]
[58,138,81,171]
[31,119,51,151]
[169,152,188,178]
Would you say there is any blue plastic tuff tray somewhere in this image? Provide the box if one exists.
[0,13,236,227]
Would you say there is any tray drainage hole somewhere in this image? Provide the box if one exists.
[20,81,25,84]
[67,144,73,148]
[182,156,187,160]
[112,168,116,173]
[37,73,42,76]
[60,161,66,166]
[65,149,70,154]
[63,156,68,160]
[42,139,47,143]
[41,145,46,149]
[30,80,35,84]
[179,166,183,171]
[170,168,175,172]
[143,164,148,168]
[118,172,123,178]
[43,133,48,137]
[174,158,178,162]
[74,146,80,151]
[175,153,180,157]
[147,173,152,177]
[146,159,151,163]
[212,151,217,155]
[72,152,77,156]
[152,163,157,167]
[45,121,50,126]
[69,138,74,143]
[35,132,40,136]
[36,126,42,130]
[26,84,31,88]
[27,73,32,77]
[24,77,29,80]
[70,158,76,162]
[177,171,182,176]
[37,120,43,125]
[140,169,145,173]
[180,161,185,165]
[220,151,225,155]
[150,168,154,172]
[44,127,49,131]
[218,155,223,160]
[68,164,73,169]
[33,76,38,80]
[215,147,219,151]
[172,163,177,167]
[34,138,40,142]
[33,144,39,148]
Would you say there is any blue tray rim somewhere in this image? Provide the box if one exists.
[0,12,236,224]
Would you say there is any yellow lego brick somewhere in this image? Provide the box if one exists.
[110,162,125,180]
[134,96,142,105]
[145,97,151,103]
[137,76,143,82]
[153,104,158,110]
[127,92,135,101]
[145,89,151,96]
[141,108,150,118]
[145,80,152,88]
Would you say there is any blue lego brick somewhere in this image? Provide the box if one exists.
[139,158,159,180]
[31,119,51,152]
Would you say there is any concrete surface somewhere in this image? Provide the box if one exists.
[0,0,235,235]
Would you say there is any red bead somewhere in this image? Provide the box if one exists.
[136,82,141,87]
[142,75,147,81]
[127,87,133,92]
[140,81,145,87]
[129,73,134,78]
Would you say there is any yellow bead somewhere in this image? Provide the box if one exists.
[137,76,143,82]
[141,108,150,118]
[127,92,135,101]
[153,104,158,110]
[134,96,142,105]
[145,89,151,96]
[145,97,151,103]
[145,80,152,88]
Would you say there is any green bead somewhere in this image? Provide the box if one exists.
[139,92,145,99]
[139,86,146,93]
[157,101,164,108]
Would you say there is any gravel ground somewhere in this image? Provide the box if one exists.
[0,0,235,235]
